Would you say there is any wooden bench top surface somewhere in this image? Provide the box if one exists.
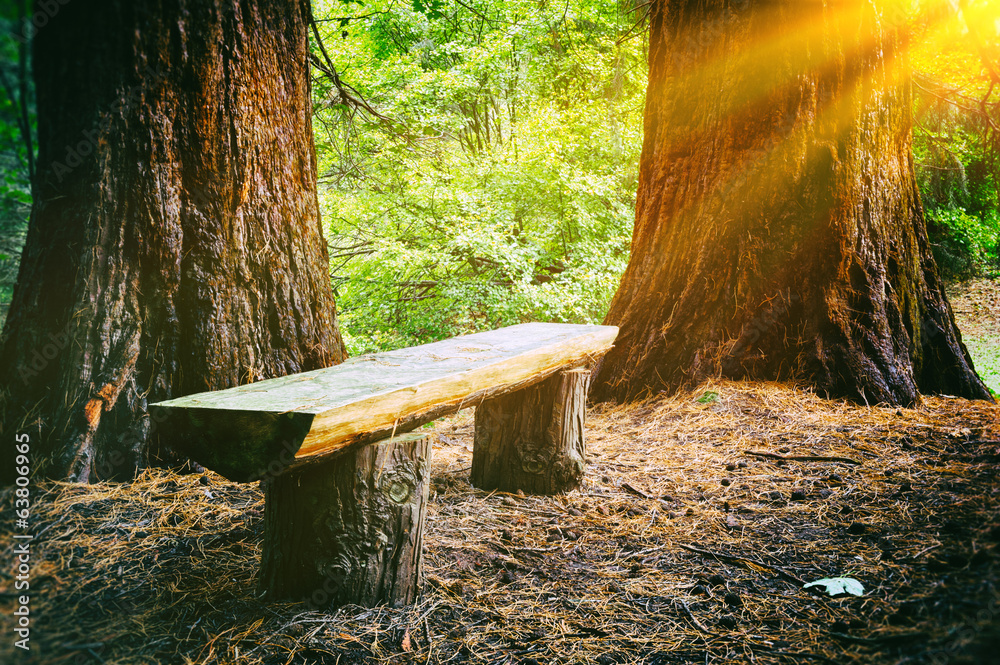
[151,322,618,481]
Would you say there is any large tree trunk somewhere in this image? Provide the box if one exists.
[592,0,992,406]
[0,0,346,482]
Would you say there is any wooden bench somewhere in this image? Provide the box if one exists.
[151,322,617,607]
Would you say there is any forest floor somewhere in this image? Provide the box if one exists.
[0,392,998,664]
[947,277,1000,396]
[0,281,997,665]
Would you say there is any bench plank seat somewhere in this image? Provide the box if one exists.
[151,322,617,481]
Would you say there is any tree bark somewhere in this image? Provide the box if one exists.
[0,0,346,482]
[472,368,589,494]
[592,0,992,406]
[259,432,431,607]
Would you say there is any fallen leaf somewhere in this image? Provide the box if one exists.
[804,577,864,597]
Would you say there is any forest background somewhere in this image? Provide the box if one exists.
[0,0,996,390]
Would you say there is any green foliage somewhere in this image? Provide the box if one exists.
[910,0,1000,278]
[696,391,720,404]
[913,115,994,214]
[312,0,646,354]
[0,3,35,329]
[924,208,1000,277]
[964,333,1000,397]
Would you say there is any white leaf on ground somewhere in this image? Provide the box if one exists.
[803,577,865,597]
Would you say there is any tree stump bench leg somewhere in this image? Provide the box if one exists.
[259,432,431,607]
[471,368,590,495]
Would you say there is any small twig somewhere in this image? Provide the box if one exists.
[33,512,71,539]
[677,543,806,585]
[622,482,673,505]
[621,482,655,499]
[828,630,928,645]
[423,616,433,665]
[754,648,841,664]
[743,451,862,465]
[616,2,652,45]
[678,600,713,635]
[909,543,942,560]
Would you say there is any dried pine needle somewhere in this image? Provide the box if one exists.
[1,379,998,664]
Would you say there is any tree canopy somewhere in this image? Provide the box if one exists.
[0,0,996,409]
[301,0,997,396]
[309,0,647,353]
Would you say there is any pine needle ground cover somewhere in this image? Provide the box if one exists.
[2,381,998,665]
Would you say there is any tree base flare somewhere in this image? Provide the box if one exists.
[591,0,992,407]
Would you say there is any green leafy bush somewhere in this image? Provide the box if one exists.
[314,0,646,354]
[925,208,1000,278]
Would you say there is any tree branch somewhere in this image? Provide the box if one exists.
[308,16,392,123]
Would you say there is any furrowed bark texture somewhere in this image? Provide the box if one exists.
[592,0,992,406]
[259,432,431,607]
[0,0,346,482]
[471,369,589,495]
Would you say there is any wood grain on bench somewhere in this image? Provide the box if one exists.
[151,322,617,481]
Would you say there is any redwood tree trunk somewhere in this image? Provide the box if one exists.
[592,0,992,406]
[0,0,346,482]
